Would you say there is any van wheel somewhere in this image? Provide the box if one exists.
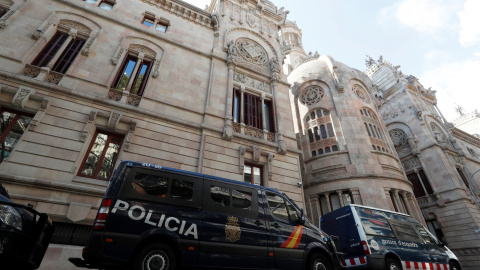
[385,258,402,270]
[134,243,176,270]
[308,254,331,270]
[450,261,461,270]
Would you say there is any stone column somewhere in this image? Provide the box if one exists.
[272,74,286,154]
[351,188,363,205]
[393,189,406,213]
[336,190,344,207]
[323,192,332,213]
[261,93,267,140]
[240,86,245,124]
[384,188,396,211]
[400,191,413,215]
[223,62,235,140]
[408,193,427,226]
[309,194,321,226]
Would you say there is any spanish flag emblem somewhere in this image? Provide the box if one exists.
[280,225,304,249]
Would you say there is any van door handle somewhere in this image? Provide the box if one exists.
[254,220,263,226]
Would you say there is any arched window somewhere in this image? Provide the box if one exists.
[306,109,338,157]
[361,108,389,152]
[327,123,334,137]
[318,149,324,155]
[332,145,338,152]
[314,127,320,141]
[325,147,331,153]
[308,129,314,143]
[312,151,317,157]
[320,125,327,139]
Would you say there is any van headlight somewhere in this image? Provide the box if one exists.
[0,205,22,231]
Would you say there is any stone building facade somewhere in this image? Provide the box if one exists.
[0,0,304,268]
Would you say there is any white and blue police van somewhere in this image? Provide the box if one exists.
[69,160,346,270]
[320,204,461,270]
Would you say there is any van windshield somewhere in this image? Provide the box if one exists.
[355,207,395,238]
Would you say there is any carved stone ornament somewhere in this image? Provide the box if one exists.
[253,145,261,161]
[353,85,370,104]
[233,72,269,93]
[236,39,267,65]
[247,8,257,28]
[81,36,95,56]
[29,98,52,131]
[81,111,97,142]
[0,9,14,29]
[23,64,41,78]
[127,94,141,107]
[108,111,122,130]
[123,122,137,152]
[107,89,122,101]
[12,87,35,108]
[59,20,91,36]
[112,47,125,65]
[277,134,287,155]
[152,60,161,78]
[45,71,64,85]
[389,129,407,150]
[300,86,324,106]
[223,119,234,141]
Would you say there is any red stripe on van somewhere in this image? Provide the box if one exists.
[436,264,441,270]
[422,262,427,269]
[349,258,356,265]
[414,262,419,269]
[359,257,366,264]
[443,265,448,270]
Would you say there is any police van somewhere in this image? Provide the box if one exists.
[69,161,345,270]
[320,204,461,270]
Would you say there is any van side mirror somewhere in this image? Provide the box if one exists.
[297,208,305,225]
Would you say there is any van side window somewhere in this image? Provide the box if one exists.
[170,179,194,201]
[211,186,231,206]
[355,207,395,238]
[388,219,422,243]
[415,224,437,244]
[232,189,252,210]
[266,192,298,222]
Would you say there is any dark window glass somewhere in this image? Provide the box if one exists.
[210,186,231,207]
[266,193,289,221]
[155,22,168,32]
[232,189,252,210]
[332,145,338,152]
[314,127,320,141]
[457,168,469,188]
[325,147,331,153]
[355,207,395,237]
[131,173,169,196]
[0,109,33,163]
[312,150,316,157]
[316,110,322,118]
[360,110,364,116]
[419,170,433,194]
[264,100,275,133]
[244,163,262,185]
[171,179,194,201]
[79,131,122,180]
[388,220,422,243]
[0,6,8,17]
[364,123,371,136]
[143,17,155,27]
[286,200,299,222]
[415,224,437,244]
[32,32,69,67]
[233,89,241,123]
[244,93,262,129]
[323,110,330,116]
[369,124,377,138]
[327,123,334,137]
[306,116,310,122]
[426,220,445,243]
[318,149,324,155]
[311,112,315,119]
[308,129,314,143]
[390,192,399,212]
[372,145,376,150]
[320,125,327,139]
[99,1,114,10]
[52,38,85,74]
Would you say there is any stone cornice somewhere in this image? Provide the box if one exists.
[452,127,480,148]
[140,0,213,28]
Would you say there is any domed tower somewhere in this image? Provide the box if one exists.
[281,20,309,75]
[288,55,424,226]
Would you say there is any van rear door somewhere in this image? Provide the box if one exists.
[199,180,269,269]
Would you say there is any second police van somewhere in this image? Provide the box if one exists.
[69,161,345,270]
[320,204,461,270]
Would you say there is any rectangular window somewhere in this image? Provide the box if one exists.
[264,100,275,133]
[52,37,85,74]
[244,163,262,186]
[266,192,289,221]
[233,89,241,123]
[0,109,33,163]
[355,207,395,238]
[112,55,152,96]
[232,189,252,210]
[244,92,262,129]
[78,131,123,180]
[155,22,168,32]
[32,32,69,67]
[210,186,231,207]
[99,0,114,10]
[457,168,469,188]
[142,16,155,27]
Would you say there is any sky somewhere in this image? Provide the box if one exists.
[183,0,480,122]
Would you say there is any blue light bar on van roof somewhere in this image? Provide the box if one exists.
[125,161,162,169]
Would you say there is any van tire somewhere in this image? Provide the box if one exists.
[450,261,461,270]
[385,258,402,270]
[134,243,176,270]
[308,253,331,270]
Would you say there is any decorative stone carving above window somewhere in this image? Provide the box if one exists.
[233,72,270,93]
[468,147,479,158]
[353,84,370,104]
[390,129,407,150]
[229,38,270,75]
[300,86,324,106]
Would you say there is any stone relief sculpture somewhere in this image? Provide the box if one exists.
[300,86,324,106]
